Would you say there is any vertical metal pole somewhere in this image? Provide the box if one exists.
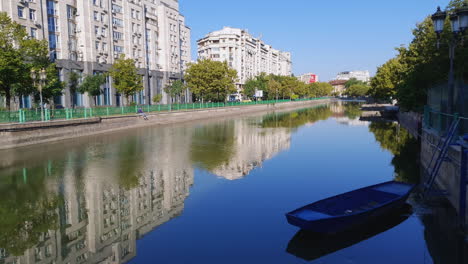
[460,148,467,229]
[39,90,44,121]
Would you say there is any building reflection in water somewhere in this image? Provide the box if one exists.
[0,126,194,264]
[0,103,359,264]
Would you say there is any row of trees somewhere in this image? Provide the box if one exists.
[369,0,468,111]
[1,12,333,110]
[342,78,371,97]
[244,73,334,101]
[0,13,62,110]
[0,12,147,110]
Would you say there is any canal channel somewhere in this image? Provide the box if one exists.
[0,102,466,263]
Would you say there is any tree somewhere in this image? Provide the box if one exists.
[78,74,106,106]
[344,84,370,97]
[68,71,80,108]
[152,94,163,104]
[244,73,268,100]
[447,0,468,10]
[164,79,185,105]
[185,59,238,102]
[109,55,143,105]
[0,13,61,110]
[345,78,366,89]
[308,82,334,97]
[370,0,468,111]
[369,57,404,102]
[267,79,281,100]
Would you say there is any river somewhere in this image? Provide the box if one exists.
[0,102,465,264]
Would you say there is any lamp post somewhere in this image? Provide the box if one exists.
[31,68,47,121]
[431,4,468,124]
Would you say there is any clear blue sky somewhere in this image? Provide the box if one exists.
[179,0,452,81]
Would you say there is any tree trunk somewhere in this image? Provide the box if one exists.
[5,88,11,111]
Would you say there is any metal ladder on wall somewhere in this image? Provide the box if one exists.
[423,117,461,196]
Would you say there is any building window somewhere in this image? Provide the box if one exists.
[31,28,37,38]
[112,17,123,27]
[113,31,123,40]
[48,34,59,49]
[94,11,100,21]
[95,41,100,50]
[114,45,124,54]
[112,4,122,13]
[17,6,25,18]
[29,9,36,20]
[48,16,59,32]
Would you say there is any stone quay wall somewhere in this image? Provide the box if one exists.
[421,128,468,225]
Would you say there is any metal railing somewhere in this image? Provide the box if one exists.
[423,106,468,136]
[0,97,328,124]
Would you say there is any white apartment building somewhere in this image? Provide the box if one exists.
[197,27,292,101]
[336,70,370,83]
[0,0,191,108]
[298,73,319,84]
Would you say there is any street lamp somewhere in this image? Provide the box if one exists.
[432,6,446,36]
[431,4,467,121]
[31,68,47,121]
[458,4,468,32]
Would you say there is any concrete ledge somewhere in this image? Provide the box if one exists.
[0,117,101,132]
[0,99,332,150]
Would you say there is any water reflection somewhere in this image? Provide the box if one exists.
[0,102,463,264]
[0,127,194,264]
[286,204,413,261]
[369,122,420,183]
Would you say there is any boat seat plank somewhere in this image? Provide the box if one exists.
[293,210,330,221]
[372,182,412,196]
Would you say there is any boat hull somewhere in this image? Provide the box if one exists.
[286,181,415,234]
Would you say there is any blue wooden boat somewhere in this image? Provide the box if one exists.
[285,181,416,234]
[286,204,412,261]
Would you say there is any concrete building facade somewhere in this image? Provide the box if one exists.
[197,27,292,101]
[336,70,370,83]
[298,73,319,84]
[0,0,191,108]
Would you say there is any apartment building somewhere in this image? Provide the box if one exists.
[335,70,370,83]
[298,73,319,84]
[197,27,292,101]
[0,0,191,108]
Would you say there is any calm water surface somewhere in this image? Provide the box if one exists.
[0,102,464,263]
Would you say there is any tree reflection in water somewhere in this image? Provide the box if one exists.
[0,164,60,256]
[369,122,420,183]
[261,105,333,129]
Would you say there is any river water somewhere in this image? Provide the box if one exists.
[0,102,466,264]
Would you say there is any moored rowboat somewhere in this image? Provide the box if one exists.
[285,181,416,234]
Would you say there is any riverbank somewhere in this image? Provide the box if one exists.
[0,99,332,150]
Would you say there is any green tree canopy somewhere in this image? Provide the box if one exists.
[344,84,370,97]
[185,59,238,102]
[0,12,63,109]
[345,78,367,89]
[78,74,106,105]
[308,82,334,98]
[244,73,268,100]
[109,55,144,104]
[164,79,185,104]
[370,0,468,111]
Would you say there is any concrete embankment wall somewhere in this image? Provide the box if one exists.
[0,99,331,150]
[398,111,421,138]
[421,128,468,225]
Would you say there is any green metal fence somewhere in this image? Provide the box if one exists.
[0,97,328,124]
[424,106,468,136]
